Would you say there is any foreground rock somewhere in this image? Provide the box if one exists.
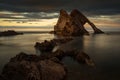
[54,9,104,36]
[0,30,23,37]
[0,49,95,80]
[49,49,95,66]
[1,52,67,80]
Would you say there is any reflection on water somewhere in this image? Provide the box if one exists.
[0,32,120,80]
[0,33,55,72]
[0,27,53,32]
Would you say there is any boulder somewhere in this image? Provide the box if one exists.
[1,52,67,80]
[34,40,56,53]
[34,38,73,53]
[0,49,95,80]
[0,30,23,37]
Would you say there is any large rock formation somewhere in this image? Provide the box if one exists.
[54,9,104,36]
[0,30,23,37]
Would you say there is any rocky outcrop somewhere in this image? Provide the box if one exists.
[1,52,67,80]
[34,38,73,53]
[49,49,95,66]
[0,49,95,80]
[0,30,23,37]
[54,9,104,36]
[35,40,56,53]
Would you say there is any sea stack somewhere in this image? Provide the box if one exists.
[54,9,104,36]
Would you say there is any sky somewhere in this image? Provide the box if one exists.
[0,0,120,27]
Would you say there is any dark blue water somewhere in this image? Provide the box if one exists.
[0,30,120,80]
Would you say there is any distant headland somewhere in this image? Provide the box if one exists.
[0,30,23,37]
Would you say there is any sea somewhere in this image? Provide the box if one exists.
[0,26,120,80]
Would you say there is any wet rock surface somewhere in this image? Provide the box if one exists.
[54,9,104,36]
[1,52,67,80]
[34,38,73,53]
[0,49,94,80]
[35,40,56,53]
[0,30,23,37]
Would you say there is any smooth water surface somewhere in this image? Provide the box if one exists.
[0,33,55,72]
[0,30,120,80]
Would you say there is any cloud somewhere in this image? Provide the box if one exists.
[0,11,59,23]
[0,11,59,20]
[23,12,59,19]
[0,0,119,15]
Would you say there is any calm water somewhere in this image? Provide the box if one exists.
[0,27,120,80]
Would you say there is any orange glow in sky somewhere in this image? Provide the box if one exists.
[0,11,120,27]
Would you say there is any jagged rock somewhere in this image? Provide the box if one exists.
[34,38,73,53]
[0,49,95,80]
[1,52,67,80]
[34,40,56,53]
[54,9,104,36]
[54,9,71,35]
[51,49,95,66]
[0,30,23,37]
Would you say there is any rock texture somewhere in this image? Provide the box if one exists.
[1,52,67,80]
[50,49,95,66]
[0,30,23,37]
[35,40,56,53]
[54,9,104,36]
[0,49,94,80]
[34,38,73,53]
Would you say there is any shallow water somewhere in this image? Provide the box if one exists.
[0,31,120,80]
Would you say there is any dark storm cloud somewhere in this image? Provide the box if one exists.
[0,0,120,15]
[23,12,59,19]
[0,11,59,19]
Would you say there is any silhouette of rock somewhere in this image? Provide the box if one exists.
[1,52,67,80]
[0,30,23,37]
[34,38,73,53]
[35,40,56,53]
[50,49,95,66]
[0,49,95,80]
[54,9,104,36]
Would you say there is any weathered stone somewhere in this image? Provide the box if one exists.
[34,40,56,53]
[49,49,95,66]
[34,38,73,53]
[0,48,95,80]
[54,9,71,35]
[1,52,67,80]
[54,9,104,36]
